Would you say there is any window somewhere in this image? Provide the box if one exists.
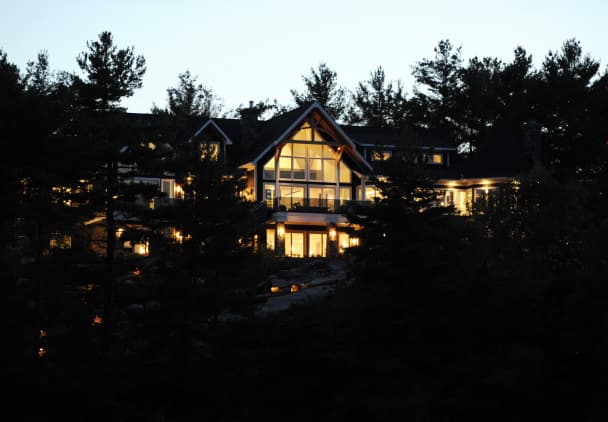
[263,157,275,179]
[473,186,497,209]
[444,189,472,215]
[285,232,304,257]
[309,186,336,208]
[423,153,443,165]
[201,142,219,160]
[371,150,392,161]
[264,184,275,208]
[276,142,338,183]
[308,233,327,257]
[358,185,383,201]
[279,185,305,209]
[266,229,275,251]
[339,161,351,183]
[49,232,72,249]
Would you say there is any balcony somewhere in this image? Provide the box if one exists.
[267,197,370,213]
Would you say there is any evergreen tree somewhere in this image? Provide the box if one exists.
[290,62,348,121]
[347,66,409,127]
[73,30,146,324]
[0,49,24,287]
[347,149,454,283]
[537,38,604,181]
[151,70,224,118]
[411,40,466,148]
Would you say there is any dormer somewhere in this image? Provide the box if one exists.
[190,119,234,161]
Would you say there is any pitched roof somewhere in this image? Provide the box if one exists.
[342,124,456,149]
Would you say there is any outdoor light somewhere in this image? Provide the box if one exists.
[290,284,299,293]
[116,227,124,238]
[39,329,47,338]
[174,230,183,243]
[329,228,337,240]
[270,286,280,293]
[277,224,285,238]
[38,347,47,357]
[92,315,103,326]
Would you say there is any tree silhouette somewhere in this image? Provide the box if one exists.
[291,62,348,121]
[347,66,409,127]
[152,70,224,118]
[537,38,604,181]
[74,30,146,324]
[411,39,466,148]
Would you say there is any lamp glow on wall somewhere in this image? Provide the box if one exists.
[277,223,285,238]
[329,227,337,241]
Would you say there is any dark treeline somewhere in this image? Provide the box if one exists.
[3,31,608,421]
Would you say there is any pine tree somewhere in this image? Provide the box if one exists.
[73,30,146,325]
[291,62,348,121]
[411,40,466,148]
[347,66,409,127]
[537,38,603,181]
[151,70,224,118]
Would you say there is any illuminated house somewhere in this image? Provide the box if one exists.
[118,102,538,258]
[161,101,461,258]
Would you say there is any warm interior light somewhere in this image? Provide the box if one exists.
[277,224,285,238]
[270,286,280,293]
[134,241,149,256]
[175,184,184,198]
[116,227,124,238]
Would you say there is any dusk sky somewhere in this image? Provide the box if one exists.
[2,0,607,114]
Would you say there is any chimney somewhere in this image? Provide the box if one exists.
[240,100,259,153]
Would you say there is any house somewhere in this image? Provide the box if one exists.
[96,102,539,258]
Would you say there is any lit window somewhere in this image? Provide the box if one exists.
[200,142,219,160]
[285,232,304,257]
[133,241,149,256]
[308,233,327,257]
[49,232,72,249]
[423,153,443,165]
[266,229,275,251]
[371,150,392,161]
[338,232,349,253]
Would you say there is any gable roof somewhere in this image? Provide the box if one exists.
[192,119,234,145]
[248,101,373,172]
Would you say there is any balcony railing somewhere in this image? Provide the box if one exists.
[267,197,371,213]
